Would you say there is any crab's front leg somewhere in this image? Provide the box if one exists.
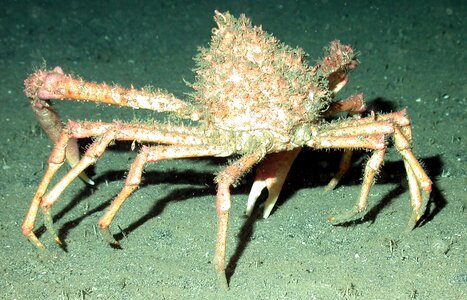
[215,151,264,289]
[24,66,200,120]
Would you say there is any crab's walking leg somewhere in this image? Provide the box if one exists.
[23,125,118,246]
[393,127,432,229]
[21,132,70,248]
[215,152,264,289]
[326,149,385,222]
[98,145,229,246]
[246,149,300,218]
[323,94,366,191]
[97,148,149,246]
[304,110,432,227]
[324,149,353,192]
[307,131,388,224]
[29,98,93,185]
[39,130,117,245]
[23,119,214,248]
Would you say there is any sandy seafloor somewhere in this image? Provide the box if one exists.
[0,0,465,299]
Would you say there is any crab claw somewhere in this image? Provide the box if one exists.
[246,149,300,218]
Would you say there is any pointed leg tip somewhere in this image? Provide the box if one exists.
[53,235,63,245]
[99,227,120,246]
[36,242,46,249]
[405,212,421,232]
[110,240,121,247]
[24,232,47,249]
[324,180,338,192]
[79,172,95,185]
[31,239,47,250]
[216,271,229,291]
[327,207,364,225]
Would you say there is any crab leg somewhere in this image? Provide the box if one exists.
[320,94,367,191]
[22,120,214,248]
[393,127,431,229]
[21,132,70,248]
[98,144,230,246]
[23,66,201,186]
[302,113,432,228]
[215,151,265,289]
[326,148,385,223]
[97,144,262,290]
[323,109,410,130]
[324,149,353,192]
[322,94,366,191]
[22,126,119,246]
[40,130,118,245]
[68,120,209,146]
[24,66,200,120]
[29,97,93,185]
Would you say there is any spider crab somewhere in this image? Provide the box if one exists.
[22,11,432,287]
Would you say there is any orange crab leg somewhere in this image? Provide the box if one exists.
[393,127,432,228]
[302,114,432,228]
[214,151,264,289]
[24,67,200,120]
[67,120,208,145]
[322,93,366,191]
[324,109,410,129]
[327,148,386,223]
[21,119,218,248]
[324,149,353,192]
[21,131,69,248]
[322,110,410,194]
[29,97,93,185]
[40,130,118,245]
[98,144,229,246]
